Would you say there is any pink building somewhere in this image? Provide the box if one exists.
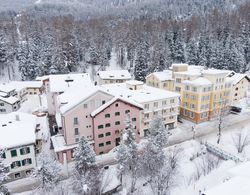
[51,87,142,163]
[91,97,142,154]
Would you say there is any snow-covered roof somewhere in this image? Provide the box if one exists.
[97,70,131,80]
[0,96,19,104]
[172,63,189,67]
[174,65,204,76]
[0,83,16,93]
[50,134,78,153]
[125,80,144,85]
[43,73,92,93]
[91,96,143,117]
[182,77,212,86]
[205,176,250,195]
[146,70,173,81]
[229,73,250,85]
[101,83,180,103]
[7,81,43,91]
[0,91,8,97]
[202,69,232,75]
[0,112,37,149]
[59,86,113,114]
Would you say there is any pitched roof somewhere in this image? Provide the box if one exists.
[0,112,37,149]
[59,86,114,114]
[91,96,143,117]
[146,70,173,81]
[0,83,16,93]
[97,70,131,80]
[230,73,250,85]
[0,96,19,104]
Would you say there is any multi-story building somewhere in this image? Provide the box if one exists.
[0,96,20,114]
[146,70,174,91]
[96,70,131,85]
[227,73,250,101]
[36,73,92,115]
[102,80,180,137]
[0,112,37,181]
[51,86,142,162]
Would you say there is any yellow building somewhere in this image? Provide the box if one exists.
[180,70,233,123]
[146,70,174,91]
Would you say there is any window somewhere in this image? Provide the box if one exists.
[105,123,111,128]
[106,132,111,136]
[99,152,104,155]
[21,158,32,166]
[11,150,17,157]
[73,117,78,125]
[162,100,167,106]
[170,108,174,112]
[144,113,149,119]
[14,173,21,178]
[11,161,21,169]
[115,103,119,107]
[1,152,6,159]
[20,147,30,155]
[144,104,149,110]
[132,118,136,121]
[175,87,181,92]
[153,111,158,116]
[200,112,208,119]
[192,87,197,92]
[106,141,111,145]
[102,100,106,105]
[98,125,104,129]
[98,134,104,138]
[176,78,181,83]
[236,87,239,91]
[185,86,190,90]
[75,138,79,142]
[191,95,196,100]
[99,143,104,147]
[105,114,110,118]
[0,109,6,112]
[190,112,195,118]
[74,128,79,135]
[191,104,195,109]
[26,170,31,176]
[115,130,119,134]
[153,102,158,108]
[115,121,120,125]
[125,110,130,114]
[170,99,175,103]
[169,116,174,120]
[83,104,88,108]
[115,112,120,116]
[0,103,4,106]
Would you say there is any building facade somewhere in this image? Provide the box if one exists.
[96,70,132,85]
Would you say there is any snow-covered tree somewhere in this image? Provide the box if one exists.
[0,149,9,195]
[72,137,101,194]
[148,116,168,149]
[116,116,141,193]
[74,136,96,175]
[232,128,250,153]
[32,151,61,192]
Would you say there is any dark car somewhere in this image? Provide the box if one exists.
[230,106,242,113]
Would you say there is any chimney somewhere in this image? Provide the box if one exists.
[15,114,20,121]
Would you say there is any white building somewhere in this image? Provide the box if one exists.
[37,73,93,115]
[101,80,180,137]
[0,112,37,180]
[0,96,20,114]
[96,70,132,85]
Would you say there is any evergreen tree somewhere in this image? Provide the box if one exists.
[74,136,96,175]
[134,37,150,81]
[186,38,199,65]
[116,116,140,193]
[32,151,61,192]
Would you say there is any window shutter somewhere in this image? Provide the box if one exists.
[27,147,30,154]
[17,161,21,167]
[11,163,14,169]
[20,148,24,155]
[22,160,25,166]
[29,159,32,164]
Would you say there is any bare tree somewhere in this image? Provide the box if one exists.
[232,128,250,153]
[150,146,183,195]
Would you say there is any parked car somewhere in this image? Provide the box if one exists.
[230,106,242,113]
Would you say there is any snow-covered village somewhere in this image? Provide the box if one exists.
[0,0,250,195]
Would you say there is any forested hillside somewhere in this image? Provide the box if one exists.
[0,0,249,81]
